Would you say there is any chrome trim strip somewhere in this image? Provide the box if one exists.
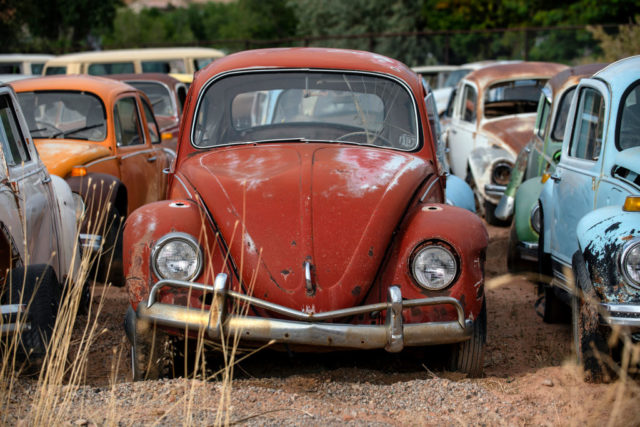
[601,303,640,327]
[1,304,25,315]
[173,175,193,198]
[86,155,118,168]
[419,176,442,202]
[121,149,155,160]
[484,184,507,197]
[79,233,102,252]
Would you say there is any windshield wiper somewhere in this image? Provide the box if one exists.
[51,123,104,139]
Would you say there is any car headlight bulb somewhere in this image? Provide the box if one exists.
[152,233,202,281]
[411,243,458,290]
[621,239,640,289]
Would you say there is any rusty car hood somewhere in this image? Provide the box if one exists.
[180,144,431,312]
[479,115,536,154]
[34,139,111,178]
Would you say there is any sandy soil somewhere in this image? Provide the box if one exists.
[6,224,640,425]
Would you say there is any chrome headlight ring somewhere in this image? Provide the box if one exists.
[410,240,460,291]
[491,161,513,187]
[151,232,203,282]
[530,204,541,234]
[619,237,640,290]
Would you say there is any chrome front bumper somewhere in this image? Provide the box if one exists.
[517,241,538,262]
[1,304,28,335]
[133,273,474,352]
[601,303,640,328]
[79,233,103,253]
[484,184,507,198]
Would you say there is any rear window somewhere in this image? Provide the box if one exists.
[87,62,135,75]
[142,60,185,74]
[45,66,67,75]
[484,79,546,118]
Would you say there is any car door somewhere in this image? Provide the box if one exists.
[549,81,608,273]
[0,90,60,273]
[139,95,170,199]
[447,82,478,178]
[113,95,162,214]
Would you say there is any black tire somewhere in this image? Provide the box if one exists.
[99,207,124,286]
[4,265,60,362]
[449,300,486,377]
[572,251,613,383]
[484,200,510,227]
[130,316,174,381]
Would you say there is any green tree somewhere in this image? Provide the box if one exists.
[588,15,640,62]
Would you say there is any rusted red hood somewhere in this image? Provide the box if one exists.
[180,144,431,312]
[480,115,536,154]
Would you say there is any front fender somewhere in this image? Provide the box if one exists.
[513,177,544,245]
[445,174,476,213]
[468,145,515,203]
[66,172,127,231]
[495,142,531,219]
[577,206,640,303]
[123,199,223,310]
[538,179,555,254]
[49,175,80,281]
[374,204,488,322]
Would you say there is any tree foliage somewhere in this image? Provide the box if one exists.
[588,15,640,62]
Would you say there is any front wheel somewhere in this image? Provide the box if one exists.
[449,300,486,377]
[99,207,124,286]
[572,251,612,383]
[4,265,60,363]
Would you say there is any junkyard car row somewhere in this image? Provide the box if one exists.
[1,47,639,384]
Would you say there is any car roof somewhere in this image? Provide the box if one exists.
[463,62,568,88]
[9,74,137,99]
[107,72,181,88]
[546,62,608,95]
[0,54,54,62]
[45,47,225,64]
[192,47,422,95]
[593,55,640,93]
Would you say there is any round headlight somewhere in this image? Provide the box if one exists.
[620,239,640,288]
[491,161,513,186]
[411,242,458,290]
[530,204,541,234]
[152,233,202,281]
[71,192,85,223]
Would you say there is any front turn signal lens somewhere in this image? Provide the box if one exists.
[161,132,174,141]
[623,196,640,212]
[541,173,550,184]
[71,166,87,177]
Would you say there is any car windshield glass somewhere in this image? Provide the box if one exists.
[618,82,640,151]
[551,87,576,142]
[484,79,546,118]
[17,90,107,141]
[128,81,175,116]
[443,68,470,88]
[193,71,419,151]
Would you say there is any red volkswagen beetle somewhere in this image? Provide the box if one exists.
[123,48,488,380]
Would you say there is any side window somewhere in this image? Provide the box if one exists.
[0,94,31,166]
[87,62,134,75]
[536,96,551,139]
[551,87,576,142]
[617,82,640,151]
[459,84,477,123]
[177,85,187,114]
[141,98,160,144]
[569,87,605,161]
[113,97,144,146]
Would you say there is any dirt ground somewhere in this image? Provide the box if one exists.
[8,224,640,426]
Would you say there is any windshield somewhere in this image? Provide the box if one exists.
[128,81,176,116]
[618,81,640,151]
[17,90,107,141]
[484,79,546,118]
[443,68,471,88]
[193,71,419,151]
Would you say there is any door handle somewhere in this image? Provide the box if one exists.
[450,129,457,135]
[147,156,157,163]
[41,175,51,184]
[550,173,561,182]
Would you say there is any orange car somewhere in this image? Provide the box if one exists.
[11,75,172,284]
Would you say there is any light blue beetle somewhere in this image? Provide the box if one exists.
[538,55,640,381]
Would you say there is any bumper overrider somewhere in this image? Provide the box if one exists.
[126,273,474,353]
